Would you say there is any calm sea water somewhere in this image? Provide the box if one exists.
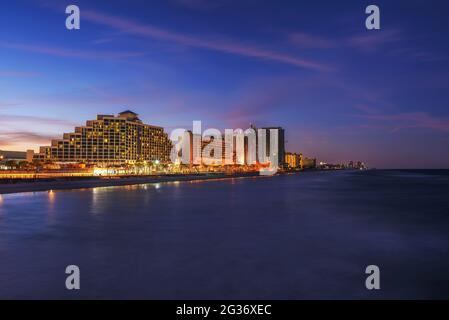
[1,170,449,299]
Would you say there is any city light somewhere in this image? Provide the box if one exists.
[1,111,367,181]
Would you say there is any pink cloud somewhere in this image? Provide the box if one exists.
[0,114,77,127]
[287,29,401,52]
[0,131,56,150]
[347,29,403,52]
[82,10,331,71]
[356,112,449,133]
[287,28,443,64]
[0,131,55,143]
[288,32,337,49]
[388,47,447,62]
[353,104,381,114]
[0,42,145,60]
[0,102,21,108]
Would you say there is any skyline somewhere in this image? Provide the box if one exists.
[1,0,449,168]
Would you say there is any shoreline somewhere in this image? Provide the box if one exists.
[0,172,265,195]
[0,169,363,195]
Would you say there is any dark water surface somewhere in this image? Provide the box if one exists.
[1,170,449,299]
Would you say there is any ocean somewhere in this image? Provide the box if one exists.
[1,170,449,299]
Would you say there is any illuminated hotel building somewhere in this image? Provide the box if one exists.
[180,132,228,166]
[248,125,285,167]
[180,127,284,167]
[34,111,172,164]
[263,126,285,167]
[285,152,301,169]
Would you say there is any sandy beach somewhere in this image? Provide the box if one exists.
[0,172,262,194]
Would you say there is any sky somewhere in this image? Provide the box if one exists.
[1,0,449,168]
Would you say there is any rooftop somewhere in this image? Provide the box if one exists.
[119,110,138,115]
[117,110,141,122]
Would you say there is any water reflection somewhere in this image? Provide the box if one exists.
[48,190,55,203]
[91,187,109,215]
[46,190,56,222]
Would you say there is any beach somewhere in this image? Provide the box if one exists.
[0,172,262,194]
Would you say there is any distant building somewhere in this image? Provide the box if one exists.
[347,160,367,170]
[285,152,301,169]
[301,156,316,169]
[318,161,345,170]
[0,150,28,170]
[34,110,172,164]
[0,150,27,162]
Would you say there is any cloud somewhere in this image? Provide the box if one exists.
[222,82,295,127]
[82,10,331,71]
[0,70,40,78]
[0,114,77,127]
[346,29,403,52]
[287,29,402,52]
[345,29,443,62]
[0,131,55,143]
[353,104,381,114]
[287,29,441,63]
[0,131,56,150]
[0,114,72,150]
[91,38,115,45]
[388,47,448,62]
[0,102,21,108]
[288,32,337,49]
[356,112,449,133]
[223,91,285,127]
[173,0,228,10]
[0,42,145,60]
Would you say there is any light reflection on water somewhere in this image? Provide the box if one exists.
[48,190,55,201]
[1,170,449,299]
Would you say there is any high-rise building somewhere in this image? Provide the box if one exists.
[170,125,286,168]
[180,131,230,166]
[34,111,172,164]
[262,126,285,167]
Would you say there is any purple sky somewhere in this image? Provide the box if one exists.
[1,0,449,168]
